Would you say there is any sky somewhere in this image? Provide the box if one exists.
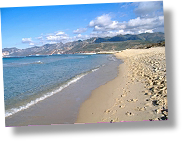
[0,0,184,143]
[1,1,164,49]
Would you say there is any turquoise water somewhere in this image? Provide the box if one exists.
[3,54,118,117]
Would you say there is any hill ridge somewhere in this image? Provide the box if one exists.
[2,32,165,57]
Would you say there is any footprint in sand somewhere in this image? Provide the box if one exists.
[119,105,126,108]
[111,110,117,115]
[104,109,117,115]
[110,117,119,123]
[125,111,134,116]
[127,99,138,102]
[120,94,127,97]
[116,98,122,102]
[135,106,146,111]
[104,109,111,113]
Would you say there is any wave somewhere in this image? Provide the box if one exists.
[24,61,44,65]
[92,67,99,72]
[107,56,117,61]
[33,61,44,64]
[5,67,99,117]
[4,61,44,67]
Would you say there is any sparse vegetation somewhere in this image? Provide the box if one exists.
[2,32,165,57]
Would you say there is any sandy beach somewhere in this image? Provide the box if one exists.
[5,54,121,127]
[76,47,168,123]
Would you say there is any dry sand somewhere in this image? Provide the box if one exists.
[76,47,168,123]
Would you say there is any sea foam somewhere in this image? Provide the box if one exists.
[5,67,99,117]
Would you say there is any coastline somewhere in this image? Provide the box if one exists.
[76,47,168,123]
[5,54,121,126]
[5,47,168,126]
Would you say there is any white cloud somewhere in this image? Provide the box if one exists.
[86,2,164,38]
[89,14,126,32]
[107,21,119,29]
[55,31,65,36]
[29,42,35,46]
[138,29,153,34]
[77,34,82,38]
[33,31,71,44]
[46,35,69,41]
[35,36,43,40]
[48,41,57,44]
[128,17,156,27]
[73,28,87,34]
[90,31,116,38]
[126,16,164,34]
[22,38,32,43]
[87,1,164,37]
[89,14,112,27]
[44,31,71,43]
[94,25,105,31]
[88,13,164,37]
[134,1,163,18]
[32,2,164,45]
[116,30,134,35]
[121,2,132,9]
[145,29,153,33]
[89,30,136,38]
[72,34,89,41]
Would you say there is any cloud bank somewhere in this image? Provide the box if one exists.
[22,1,164,46]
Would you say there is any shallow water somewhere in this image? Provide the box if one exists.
[3,54,121,118]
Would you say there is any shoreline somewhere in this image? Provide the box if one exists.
[76,47,168,123]
[5,55,121,126]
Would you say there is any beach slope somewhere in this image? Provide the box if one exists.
[76,47,168,123]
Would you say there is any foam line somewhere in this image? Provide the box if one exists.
[5,67,100,117]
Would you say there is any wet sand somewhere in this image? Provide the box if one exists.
[5,56,121,127]
[76,47,168,123]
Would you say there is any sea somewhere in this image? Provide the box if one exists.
[3,54,122,119]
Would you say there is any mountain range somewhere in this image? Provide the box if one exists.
[2,32,165,57]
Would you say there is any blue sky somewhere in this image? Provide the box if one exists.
[1,1,164,49]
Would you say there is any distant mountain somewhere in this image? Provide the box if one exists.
[2,32,165,57]
[65,40,152,54]
[64,32,165,53]
[2,42,65,57]
[2,47,20,54]
[94,32,165,43]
